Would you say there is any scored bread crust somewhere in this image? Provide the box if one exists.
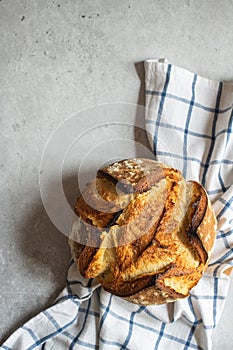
[70,158,217,305]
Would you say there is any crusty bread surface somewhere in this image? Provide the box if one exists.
[70,158,217,305]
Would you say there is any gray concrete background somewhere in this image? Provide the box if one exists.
[0,0,232,348]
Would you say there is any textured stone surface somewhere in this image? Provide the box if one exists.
[0,0,232,348]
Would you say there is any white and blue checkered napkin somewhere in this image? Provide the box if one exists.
[2,59,233,350]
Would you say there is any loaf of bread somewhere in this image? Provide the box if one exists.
[70,158,217,305]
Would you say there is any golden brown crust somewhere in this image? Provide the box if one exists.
[70,158,217,305]
[123,285,177,305]
[98,158,181,193]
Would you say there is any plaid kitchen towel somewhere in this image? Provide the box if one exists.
[1,59,233,350]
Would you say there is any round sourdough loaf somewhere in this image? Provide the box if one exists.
[70,158,217,305]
